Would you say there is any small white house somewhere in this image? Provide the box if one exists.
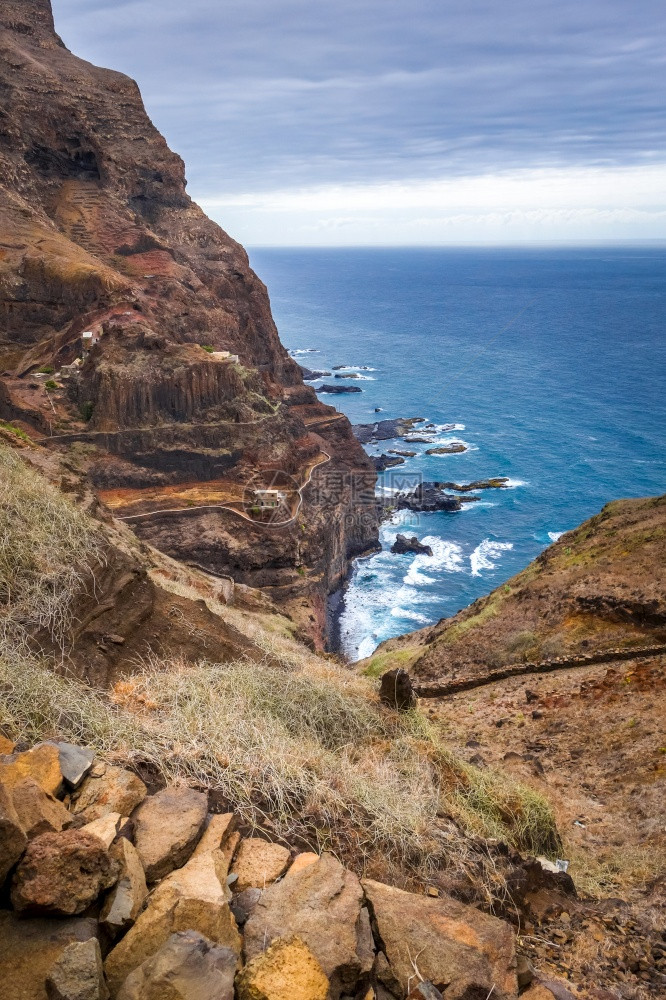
[253,489,287,509]
[210,351,239,363]
[81,331,100,354]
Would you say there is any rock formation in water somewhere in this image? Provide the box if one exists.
[0,0,377,646]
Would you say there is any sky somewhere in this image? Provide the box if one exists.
[52,0,666,246]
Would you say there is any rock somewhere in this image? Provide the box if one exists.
[104,848,241,995]
[299,366,332,380]
[244,853,372,999]
[12,777,73,840]
[285,852,319,877]
[0,780,28,882]
[516,954,534,989]
[71,764,147,823]
[236,935,329,1000]
[230,887,262,926]
[390,534,433,556]
[316,384,362,393]
[387,450,416,457]
[379,483,466,515]
[82,812,123,849]
[116,930,237,1000]
[232,838,291,891]
[47,743,95,791]
[11,829,119,916]
[0,911,99,1000]
[192,813,236,856]
[371,454,405,472]
[362,878,518,1000]
[46,939,109,1000]
[352,417,426,445]
[407,985,444,1000]
[0,733,14,753]
[379,668,417,710]
[334,372,362,378]
[520,987,572,1000]
[133,786,207,882]
[100,839,148,937]
[425,443,467,455]
[0,743,63,797]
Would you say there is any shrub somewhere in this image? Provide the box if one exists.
[80,401,94,422]
[37,365,54,374]
[44,379,59,390]
[201,344,214,353]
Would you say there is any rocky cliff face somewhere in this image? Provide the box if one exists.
[0,0,377,646]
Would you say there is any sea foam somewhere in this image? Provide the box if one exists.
[470,539,513,576]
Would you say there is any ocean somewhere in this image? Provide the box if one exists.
[249,246,666,661]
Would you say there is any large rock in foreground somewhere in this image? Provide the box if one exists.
[236,936,329,1000]
[117,930,236,1000]
[71,764,147,823]
[244,853,373,999]
[133,787,207,882]
[0,781,27,882]
[11,829,118,916]
[0,911,99,1000]
[45,938,109,1000]
[363,879,518,1000]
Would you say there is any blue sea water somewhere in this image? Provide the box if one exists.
[249,246,666,661]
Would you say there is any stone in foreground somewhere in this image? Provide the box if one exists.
[117,930,236,1000]
[12,777,73,839]
[362,879,518,1000]
[11,829,119,916]
[379,668,417,711]
[133,786,207,882]
[46,938,109,1000]
[0,910,99,1000]
[236,935,329,1000]
[244,853,373,999]
[232,837,290,891]
[48,742,95,791]
[71,764,147,823]
[0,743,63,797]
[0,780,27,882]
[100,839,148,938]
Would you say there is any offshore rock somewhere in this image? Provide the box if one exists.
[390,534,433,556]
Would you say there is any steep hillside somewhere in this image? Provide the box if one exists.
[363,495,666,686]
[0,0,377,647]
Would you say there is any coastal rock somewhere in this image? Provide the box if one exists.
[379,668,417,710]
[371,454,405,472]
[11,829,119,916]
[45,938,109,1000]
[236,936,329,1000]
[12,777,73,839]
[299,366,332,380]
[0,780,27,882]
[231,838,290,891]
[390,534,433,556]
[362,879,518,999]
[244,853,372,999]
[0,911,99,1000]
[71,764,147,823]
[100,838,148,938]
[117,931,237,1000]
[334,372,362,379]
[316,384,362,394]
[353,417,425,444]
[0,743,64,797]
[387,449,416,457]
[380,483,466,514]
[133,786,207,882]
[425,443,467,455]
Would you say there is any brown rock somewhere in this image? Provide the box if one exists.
[0,910,99,1000]
[236,935,329,1000]
[285,852,319,878]
[244,853,373,999]
[12,777,73,839]
[100,839,148,938]
[46,938,109,1000]
[104,848,241,995]
[407,985,443,1000]
[0,733,14,754]
[0,743,63,797]
[71,764,147,823]
[11,829,119,916]
[379,669,417,710]
[362,878,518,1000]
[519,988,560,1000]
[133,786,207,882]
[232,838,290,891]
[192,812,236,856]
[82,813,123,849]
[117,930,236,1000]
[0,780,27,883]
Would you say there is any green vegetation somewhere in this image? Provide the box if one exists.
[37,365,54,374]
[44,379,59,390]
[362,646,422,678]
[80,400,95,422]
[201,344,215,353]
[0,421,31,443]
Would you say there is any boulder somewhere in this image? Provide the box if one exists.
[133,786,207,882]
[0,743,63,797]
[285,852,319,878]
[244,853,373,999]
[0,910,99,1000]
[362,879,518,1000]
[11,829,119,916]
[47,743,95,791]
[232,838,291,891]
[100,839,148,938]
[104,848,241,995]
[192,812,236,856]
[71,764,147,823]
[12,777,72,839]
[82,813,123,849]
[117,931,236,1000]
[236,935,329,1000]
[379,669,417,711]
[390,535,433,557]
[0,780,27,883]
[46,938,109,1000]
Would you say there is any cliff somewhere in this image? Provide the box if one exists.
[0,0,377,646]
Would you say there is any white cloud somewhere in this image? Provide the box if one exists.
[197,164,666,245]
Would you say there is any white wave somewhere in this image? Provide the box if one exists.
[503,478,528,488]
[427,437,477,453]
[357,635,378,660]
[470,539,513,576]
[339,374,375,381]
[390,607,431,624]
[548,530,565,542]
[290,348,319,355]
[332,365,377,371]
[403,537,465,585]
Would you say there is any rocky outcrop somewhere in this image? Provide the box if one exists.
[390,534,433,556]
[316,383,362,393]
[372,454,405,472]
[0,0,378,649]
